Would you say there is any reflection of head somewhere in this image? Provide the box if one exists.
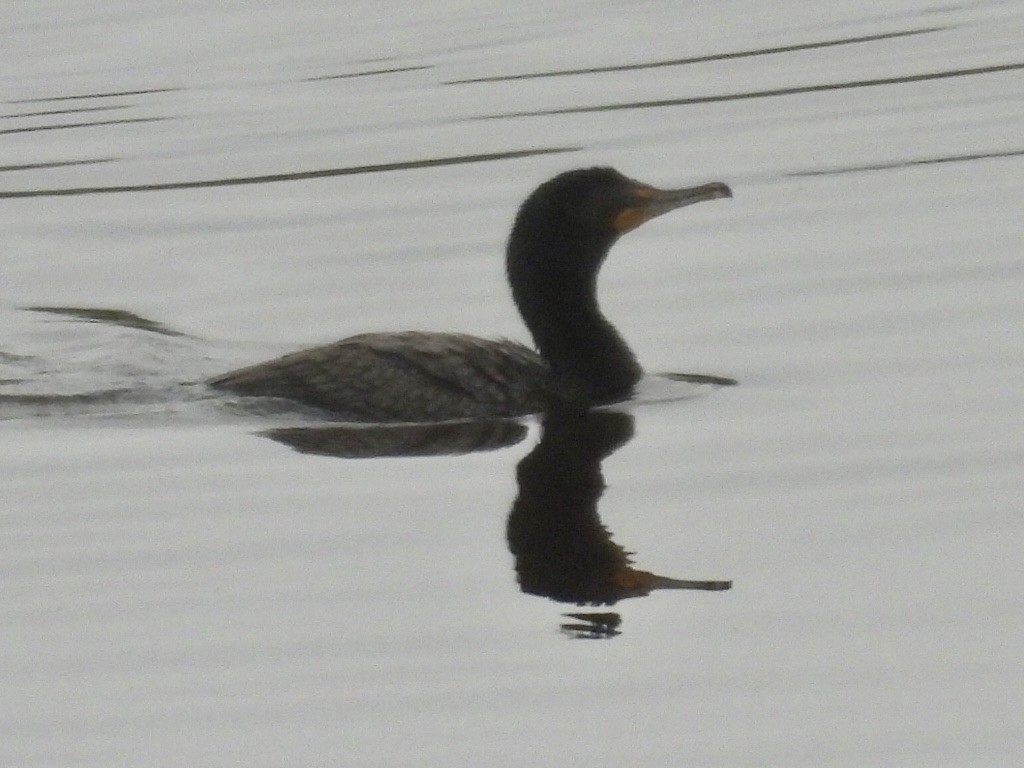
[507,408,730,606]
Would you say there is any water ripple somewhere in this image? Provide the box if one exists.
[0,147,577,199]
[449,27,947,84]
[476,60,1024,118]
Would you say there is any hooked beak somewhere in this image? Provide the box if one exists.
[613,181,732,233]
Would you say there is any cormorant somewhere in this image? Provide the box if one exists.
[208,167,731,422]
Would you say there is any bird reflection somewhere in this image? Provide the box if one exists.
[560,612,622,640]
[507,408,729,633]
[261,406,730,636]
[262,417,528,458]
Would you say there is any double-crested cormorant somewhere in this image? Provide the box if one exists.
[208,167,731,422]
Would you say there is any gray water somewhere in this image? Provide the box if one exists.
[3,2,1023,765]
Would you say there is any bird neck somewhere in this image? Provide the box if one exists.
[515,274,642,404]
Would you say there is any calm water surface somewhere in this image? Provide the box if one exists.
[3,1,1023,765]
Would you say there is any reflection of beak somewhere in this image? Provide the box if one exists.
[615,566,733,598]
[614,181,732,233]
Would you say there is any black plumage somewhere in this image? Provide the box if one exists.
[208,167,731,422]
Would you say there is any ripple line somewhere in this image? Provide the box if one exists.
[0,158,117,173]
[0,117,168,136]
[449,27,945,84]
[476,61,1024,119]
[1,105,133,120]
[791,147,1024,176]
[0,147,578,199]
[305,65,431,81]
[7,88,181,104]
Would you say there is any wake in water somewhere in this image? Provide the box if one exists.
[0,306,224,422]
[1,305,734,428]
